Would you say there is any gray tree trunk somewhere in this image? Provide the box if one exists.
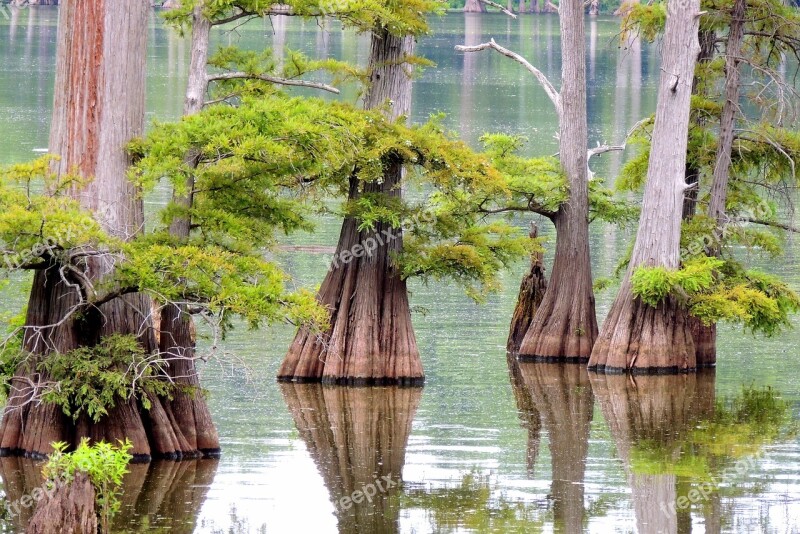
[518,0,597,361]
[707,0,746,225]
[589,0,701,372]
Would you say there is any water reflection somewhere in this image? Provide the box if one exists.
[280,384,420,533]
[0,458,218,533]
[509,360,593,533]
[591,372,797,533]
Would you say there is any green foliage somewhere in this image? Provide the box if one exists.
[163,0,444,37]
[621,2,666,42]
[117,241,327,330]
[631,256,800,336]
[631,256,723,307]
[38,335,177,423]
[136,95,532,302]
[44,439,133,533]
[0,157,110,270]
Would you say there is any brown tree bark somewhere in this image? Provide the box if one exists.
[28,473,97,534]
[280,384,420,532]
[507,225,548,353]
[588,0,701,373]
[510,361,593,532]
[518,0,598,362]
[0,0,212,460]
[278,29,424,385]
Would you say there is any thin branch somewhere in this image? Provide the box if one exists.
[737,217,800,234]
[455,39,562,117]
[211,9,257,26]
[208,72,340,94]
[586,118,649,179]
[478,0,517,18]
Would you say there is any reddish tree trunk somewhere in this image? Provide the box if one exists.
[278,30,423,385]
[518,0,598,362]
[0,0,214,460]
[28,473,97,534]
[156,1,220,458]
[588,0,701,373]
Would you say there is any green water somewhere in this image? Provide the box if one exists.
[0,7,799,533]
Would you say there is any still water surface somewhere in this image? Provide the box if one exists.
[0,8,799,533]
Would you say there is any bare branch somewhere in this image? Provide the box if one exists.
[208,72,340,94]
[455,38,562,117]
[478,0,517,18]
[736,217,800,234]
[586,118,649,179]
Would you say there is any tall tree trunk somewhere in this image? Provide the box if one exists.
[0,0,209,460]
[518,0,597,362]
[685,29,719,367]
[278,29,423,385]
[707,0,745,225]
[156,2,220,459]
[588,0,701,372]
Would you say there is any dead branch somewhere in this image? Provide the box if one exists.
[478,0,517,18]
[455,38,562,117]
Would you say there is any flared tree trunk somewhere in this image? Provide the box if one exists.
[588,0,701,373]
[0,0,212,460]
[507,225,548,353]
[280,384,420,532]
[518,0,597,361]
[278,29,423,385]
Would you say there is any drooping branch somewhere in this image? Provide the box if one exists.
[207,72,340,94]
[478,0,518,18]
[455,39,562,117]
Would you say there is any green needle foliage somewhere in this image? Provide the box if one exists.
[44,439,133,534]
[38,335,178,423]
